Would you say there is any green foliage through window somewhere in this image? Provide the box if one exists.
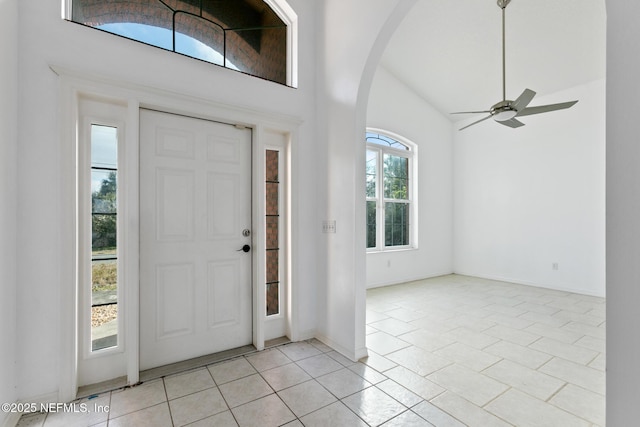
[367,201,377,248]
[92,171,117,251]
[383,154,408,200]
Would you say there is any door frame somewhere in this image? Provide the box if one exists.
[56,66,300,402]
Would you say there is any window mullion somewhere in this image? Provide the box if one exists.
[377,147,385,250]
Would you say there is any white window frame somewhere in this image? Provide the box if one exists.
[366,128,417,252]
[263,0,298,88]
[262,140,291,341]
[80,118,123,357]
[76,96,129,387]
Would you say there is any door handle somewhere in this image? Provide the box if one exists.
[237,244,251,253]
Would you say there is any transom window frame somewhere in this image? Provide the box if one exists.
[366,128,418,252]
[62,0,298,87]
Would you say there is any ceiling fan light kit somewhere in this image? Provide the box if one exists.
[452,0,578,131]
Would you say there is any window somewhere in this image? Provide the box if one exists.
[68,0,294,86]
[88,124,120,352]
[265,149,281,316]
[366,130,415,251]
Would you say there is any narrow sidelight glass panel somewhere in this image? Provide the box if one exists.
[265,150,280,316]
[90,125,118,351]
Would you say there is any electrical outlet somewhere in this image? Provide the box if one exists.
[552,262,559,270]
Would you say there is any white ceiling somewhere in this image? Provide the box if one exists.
[379,0,606,122]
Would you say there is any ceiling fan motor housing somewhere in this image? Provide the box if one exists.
[491,100,518,121]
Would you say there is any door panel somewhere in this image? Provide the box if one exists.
[139,109,252,370]
[156,263,195,339]
[156,168,195,241]
[208,172,240,238]
[207,260,241,327]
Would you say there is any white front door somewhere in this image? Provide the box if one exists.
[139,109,252,370]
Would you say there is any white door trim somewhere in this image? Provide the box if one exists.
[54,65,299,402]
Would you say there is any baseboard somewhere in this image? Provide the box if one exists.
[354,346,369,361]
[20,391,60,406]
[290,328,316,343]
[453,271,606,298]
[314,333,365,362]
[366,271,454,289]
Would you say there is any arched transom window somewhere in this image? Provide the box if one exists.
[69,0,294,86]
[366,130,417,251]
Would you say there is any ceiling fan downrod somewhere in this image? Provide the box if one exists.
[498,0,511,102]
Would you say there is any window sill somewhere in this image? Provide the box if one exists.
[367,246,418,254]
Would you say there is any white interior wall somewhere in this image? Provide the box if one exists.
[15,0,319,401]
[366,66,453,288]
[315,0,417,360]
[453,80,606,297]
[606,0,640,423]
[316,0,394,359]
[0,0,19,424]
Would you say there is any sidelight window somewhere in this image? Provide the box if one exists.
[88,124,120,352]
[266,149,280,316]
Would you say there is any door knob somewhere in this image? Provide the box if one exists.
[237,244,251,253]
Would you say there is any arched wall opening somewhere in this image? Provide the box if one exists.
[317,0,418,360]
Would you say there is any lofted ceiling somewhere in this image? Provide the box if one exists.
[379,0,606,123]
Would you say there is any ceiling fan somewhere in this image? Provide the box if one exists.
[453,0,578,131]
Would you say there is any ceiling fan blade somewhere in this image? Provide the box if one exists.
[511,89,536,111]
[451,110,492,115]
[459,115,492,131]
[498,117,525,128]
[516,100,578,117]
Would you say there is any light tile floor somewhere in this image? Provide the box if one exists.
[17,275,605,426]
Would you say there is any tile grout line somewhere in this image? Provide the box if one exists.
[105,391,113,426]
[206,362,240,427]
[545,381,569,403]
[251,352,292,414]
[160,376,175,427]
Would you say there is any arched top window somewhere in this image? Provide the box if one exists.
[365,129,417,251]
[366,132,411,151]
[68,0,297,86]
